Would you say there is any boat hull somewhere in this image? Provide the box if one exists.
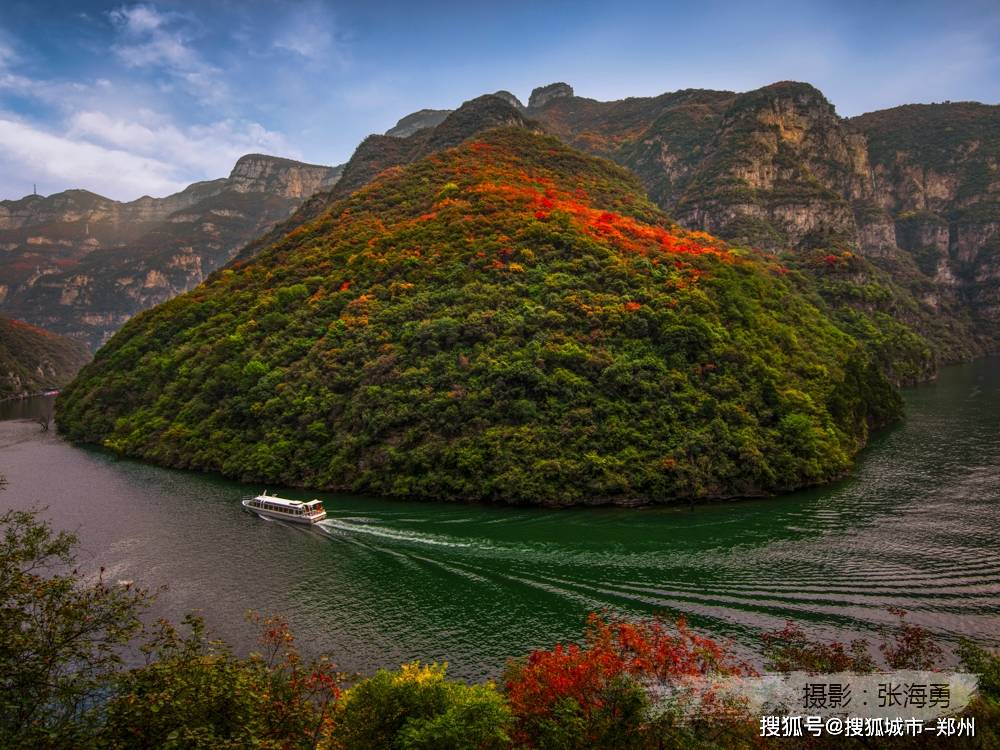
[241,498,327,524]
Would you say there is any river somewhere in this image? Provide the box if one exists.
[1,358,998,680]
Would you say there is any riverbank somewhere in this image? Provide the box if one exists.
[1,358,998,680]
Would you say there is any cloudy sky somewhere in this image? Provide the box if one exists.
[1,0,998,201]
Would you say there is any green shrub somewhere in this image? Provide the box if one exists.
[331,662,511,750]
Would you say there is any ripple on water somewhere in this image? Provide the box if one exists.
[1,359,999,678]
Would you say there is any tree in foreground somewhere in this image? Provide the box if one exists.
[3,501,999,749]
[101,614,343,749]
[0,507,342,750]
[0,507,151,749]
[504,612,758,749]
[330,660,512,750]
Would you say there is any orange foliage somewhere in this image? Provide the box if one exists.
[468,180,738,272]
[505,613,754,746]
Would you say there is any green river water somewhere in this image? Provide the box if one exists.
[1,358,998,679]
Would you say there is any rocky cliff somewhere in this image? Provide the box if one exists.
[385,109,452,137]
[0,156,343,349]
[227,154,340,198]
[850,103,1000,343]
[517,82,998,363]
[240,81,997,374]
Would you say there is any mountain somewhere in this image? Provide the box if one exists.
[229,94,538,265]
[337,94,537,197]
[222,82,996,381]
[365,82,1000,370]
[519,82,999,362]
[0,316,90,400]
[0,155,343,350]
[850,103,1000,342]
[57,127,900,506]
[382,90,526,138]
[385,109,452,137]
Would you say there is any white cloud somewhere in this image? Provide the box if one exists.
[0,111,301,202]
[272,1,347,68]
[107,3,228,104]
[67,110,298,177]
[109,3,166,34]
[0,8,303,202]
[0,41,15,71]
[0,71,96,108]
[0,116,187,200]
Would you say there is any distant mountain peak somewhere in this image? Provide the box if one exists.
[491,90,525,110]
[1,153,344,348]
[227,154,341,198]
[385,109,453,138]
[425,94,537,152]
[528,82,574,109]
[733,80,836,115]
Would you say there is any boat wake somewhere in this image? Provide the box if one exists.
[317,517,472,548]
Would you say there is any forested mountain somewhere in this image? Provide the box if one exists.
[6,80,996,368]
[58,128,901,505]
[358,83,999,367]
[528,83,999,362]
[0,155,343,349]
[0,316,90,399]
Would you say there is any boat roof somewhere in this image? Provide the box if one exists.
[254,494,323,507]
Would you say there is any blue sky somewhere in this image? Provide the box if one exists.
[1,0,998,201]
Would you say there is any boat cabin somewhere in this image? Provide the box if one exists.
[243,493,326,521]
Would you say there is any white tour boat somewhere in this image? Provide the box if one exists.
[241,492,327,524]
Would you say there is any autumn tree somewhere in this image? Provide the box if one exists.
[0,507,151,749]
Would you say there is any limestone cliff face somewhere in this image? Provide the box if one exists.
[227,154,341,198]
[0,156,343,349]
[525,82,888,252]
[528,82,574,109]
[851,103,1000,343]
[666,83,878,250]
[520,83,997,358]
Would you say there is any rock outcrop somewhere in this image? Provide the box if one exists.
[0,156,343,349]
[851,103,1000,340]
[528,82,574,109]
[227,154,340,198]
[385,109,452,138]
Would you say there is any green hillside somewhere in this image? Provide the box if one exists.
[0,317,91,399]
[57,128,900,505]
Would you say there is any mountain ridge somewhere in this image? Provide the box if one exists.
[0,154,344,349]
[5,78,998,373]
[368,81,1000,365]
[57,127,900,506]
